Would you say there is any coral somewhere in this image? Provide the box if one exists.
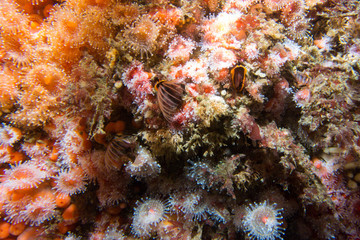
[263,0,290,11]
[232,106,262,141]
[314,35,333,51]
[45,5,84,46]
[109,3,141,27]
[125,146,161,179]
[286,16,310,39]
[24,63,69,93]
[131,198,169,237]
[54,167,88,196]
[243,201,284,240]
[202,11,244,49]
[170,58,210,84]
[121,61,158,124]
[104,223,125,240]
[0,124,22,146]
[1,33,34,67]
[223,0,259,12]
[186,160,214,189]
[96,174,129,207]
[22,189,56,226]
[166,36,195,61]
[244,42,260,60]
[169,190,203,217]
[1,161,48,190]
[121,15,162,58]
[208,47,237,72]
[293,88,311,107]
[0,67,19,113]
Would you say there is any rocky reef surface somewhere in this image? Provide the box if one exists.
[0,0,360,239]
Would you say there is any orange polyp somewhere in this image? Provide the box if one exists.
[0,201,4,214]
[65,20,78,32]
[49,146,59,162]
[216,68,229,82]
[261,216,268,224]
[9,151,25,164]
[29,21,41,33]
[94,133,107,145]
[314,39,324,49]
[131,119,142,129]
[10,189,33,201]
[43,4,54,18]
[0,222,10,239]
[105,120,126,133]
[9,222,26,236]
[17,227,40,240]
[10,127,22,139]
[66,151,77,164]
[95,0,111,6]
[0,145,12,155]
[33,188,55,200]
[232,29,247,40]
[57,221,76,235]
[62,204,79,223]
[57,222,67,234]
[312,158,322,169]
[56,194,71,208]
[12,169,33,182]
[105,122,115,132]
[106,205,123,215]
[43,74,54,86]
[22,3,34,14]
[114,121,126,133]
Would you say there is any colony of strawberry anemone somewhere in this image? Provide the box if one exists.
[0,0,360,239]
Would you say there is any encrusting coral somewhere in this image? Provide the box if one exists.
[0,0,360,239]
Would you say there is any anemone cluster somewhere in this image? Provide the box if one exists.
[0,0,360,239]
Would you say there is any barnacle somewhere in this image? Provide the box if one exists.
[155,79,184,122]
[105,134,137,170]
[230,65,247,92]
